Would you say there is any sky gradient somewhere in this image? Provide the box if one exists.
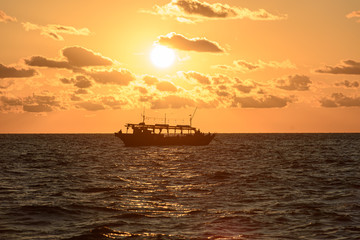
[1,0,360,133]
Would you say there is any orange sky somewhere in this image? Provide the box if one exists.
[1,0,360,133]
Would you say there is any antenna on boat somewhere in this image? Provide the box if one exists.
[189,107,197,126]
[141,108,145,123]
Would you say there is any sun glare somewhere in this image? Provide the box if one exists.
[150,45,175,68]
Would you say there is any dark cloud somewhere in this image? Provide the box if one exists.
[0,10,17,23]
[60,78,72,84]
[214,65,232,71]
[182,71,211,84]
[232,95,292,108]
[135,86,148,94]
[60,76,92,89]
[23,104,53,112]
[0,95,22,111]
[22,93,60,112]
[73,76,92,88]
[89,69,135,85]
[25,56,73,69]
[148,0,286,23]
[25,46,113,71]
[215,59,295,72]
[74,89,88,95]
[24,94,59,106]
[0,93,60,112]
[316,60,360,75]
[233,83,254,93]
[151,95,195,109]
[175,0,236,18]
[212,74,231,85]
[276,75,312,91]
[22,22,90,41]
[0,63,37,78]
[25,46,136,87]
[216,90,230,97]
[157,32,224,53]
[102,96,126,109]
[0,96,22,106]
[62,46,113,67]
[335,80,359,88]
[320,93,360,107]
[70,95,82,101]
[156,81,178,92]
[234,60,260,71]
[143,75,159,85]
[77,101,105,111]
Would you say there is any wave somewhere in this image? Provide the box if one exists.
[65,226,189,240]
[16,205,81,216]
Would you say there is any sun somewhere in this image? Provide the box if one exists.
[150,45,175,68]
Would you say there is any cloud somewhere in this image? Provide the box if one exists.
[70,95,82,101]
[182,71,211,84]
[346,10,360,22]
[23,104,53,112]
[234,60,259,71]
[335,80,359,88]
[320,93,360,108]
[25,46,113,70]
[0,95,23,112]
[316,60,360,75]
[135,86,148,94]
[216,90,230,97]
[25,56,73,69]
[151,95,195,109]
[0,93,62,112]
[73,76,92,88]
[0,10,17,23]
[22,22,90,41]
[233,83,255,93]
[157,32,224,53]
[22,93,60,112]
[24,46,136,86]
[147,0,286,23]
[156,81,178,92]
[232,95,292,108]
[0,63,37,78]
[215,59,296,72]
[0,79,14,89]
[276,75,312,91]
[74,89,89,95]
[89,69,135,85]
[62,46,113,67]
[101,96,126,109]
[60,75,93,89]
[0,96,22,107]
[77,101,105,111]
[143,75,159,85]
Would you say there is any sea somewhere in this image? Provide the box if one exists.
[0,133,359,240]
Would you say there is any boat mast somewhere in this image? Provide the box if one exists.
[141,108,145,123]
[189,107,197,127]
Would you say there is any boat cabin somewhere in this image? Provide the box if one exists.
[125,122,199,135]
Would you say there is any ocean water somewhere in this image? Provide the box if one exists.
[0,133,359,240]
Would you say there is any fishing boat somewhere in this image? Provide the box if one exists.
[114,109,215,146]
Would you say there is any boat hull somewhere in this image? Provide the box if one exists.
[115,132,215,146]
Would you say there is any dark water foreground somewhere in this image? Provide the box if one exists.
[0,133,359,240]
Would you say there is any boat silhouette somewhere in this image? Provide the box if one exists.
[114,109,215,146]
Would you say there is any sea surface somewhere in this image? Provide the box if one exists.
[0,133,359,240]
